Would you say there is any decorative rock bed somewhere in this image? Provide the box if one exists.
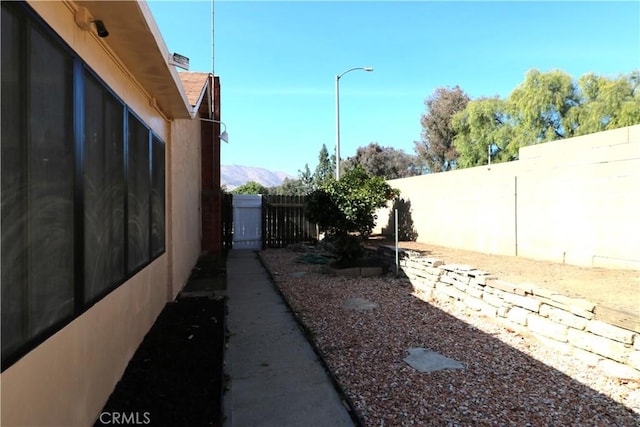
[377,245,640,381]
[260,248,640,424]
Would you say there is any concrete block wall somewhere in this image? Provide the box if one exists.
[384,248,640,381]
[375,125,640,270]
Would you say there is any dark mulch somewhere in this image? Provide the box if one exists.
[96,256,226,427]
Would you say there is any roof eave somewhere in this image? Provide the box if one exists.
[74,0,195,120]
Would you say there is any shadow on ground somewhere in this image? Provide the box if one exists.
[262,249,640,425]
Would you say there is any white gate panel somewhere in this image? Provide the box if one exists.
[232,194,262,249]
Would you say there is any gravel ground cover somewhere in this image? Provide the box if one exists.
[261,248,640,426]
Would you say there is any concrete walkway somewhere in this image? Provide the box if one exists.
[224,250,355,427]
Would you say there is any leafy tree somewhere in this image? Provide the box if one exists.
[342,142,423,179]
[232,181,269,195]
[298,163,313,192]
[569,71,640,135]
[415,86,470,172]
[313,144,335,189]
[305,166,399,261]
[270,146,339,196]
[507,68,580,142]
[452,97,516,168]
[270,178,309,196]
[451,69,640,168]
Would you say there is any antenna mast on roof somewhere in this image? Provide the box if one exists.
[211,0,215,75]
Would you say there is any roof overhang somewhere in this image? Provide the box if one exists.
[73,0,195,120]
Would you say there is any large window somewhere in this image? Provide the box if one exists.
[127,113,151,273]
[83,71,126,302]
[1,2,166,370]
[151,135,166,256]
[1,3,75,360]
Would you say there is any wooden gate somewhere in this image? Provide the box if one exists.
[232,194,263,250]
[262,195,318,248]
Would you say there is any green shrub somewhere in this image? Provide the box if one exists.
[305,166,399,261]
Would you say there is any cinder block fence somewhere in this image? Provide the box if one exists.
[381,247,640,381]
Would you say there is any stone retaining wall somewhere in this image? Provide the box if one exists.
[377,247,640,381]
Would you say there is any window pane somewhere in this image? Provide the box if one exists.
[26,22,75,335]
[1,3,27,356]
[1,2,74,362]
[84,72,125,301]
[127,114,150,272]
[151,136,165,256]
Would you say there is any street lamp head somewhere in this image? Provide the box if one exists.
[337,66,375,79]
[335,65,374,179]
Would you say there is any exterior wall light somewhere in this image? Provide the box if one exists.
[75,7,109,38]
[199,118,229,143]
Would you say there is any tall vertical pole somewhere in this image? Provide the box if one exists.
[514,176,518,256]
[335,74,341,180]
[334,67,373,180]
[395,208,399,277]
[211,0,216,76]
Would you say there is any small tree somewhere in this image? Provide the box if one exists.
[305,166,399,262]
[313,143,335,189]
[298,163,314,193]
[232,181,269,195]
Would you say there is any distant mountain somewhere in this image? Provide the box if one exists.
[221,165,292,190]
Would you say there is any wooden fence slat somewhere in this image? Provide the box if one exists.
[221,193,233,250]
[260,194,318,248]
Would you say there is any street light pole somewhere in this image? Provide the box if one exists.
[335,66,373,180]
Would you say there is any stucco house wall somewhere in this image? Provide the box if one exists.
[1,1,205,425]
[169,119,203,299]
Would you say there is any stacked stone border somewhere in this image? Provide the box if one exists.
[375,246,640,381]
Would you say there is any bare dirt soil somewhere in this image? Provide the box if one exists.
[95,296,225,427]
[95,252,227,427]
[370,238,640,328]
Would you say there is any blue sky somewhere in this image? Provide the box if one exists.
[148,1,640,177]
